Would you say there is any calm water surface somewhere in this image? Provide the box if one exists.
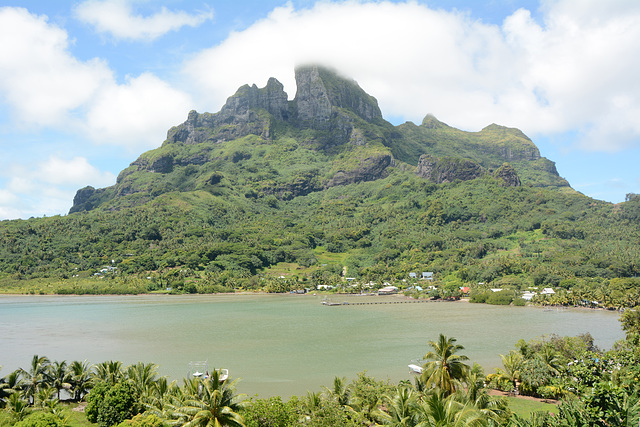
[0,294,624,397]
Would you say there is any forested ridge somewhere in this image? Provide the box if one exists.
[0,66,639,306]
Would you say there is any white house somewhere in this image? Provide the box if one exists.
[378,286,398,295]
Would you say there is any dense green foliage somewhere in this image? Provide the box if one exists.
[85,381,139,427]
[5,322,640,426]
[2,174,639,307]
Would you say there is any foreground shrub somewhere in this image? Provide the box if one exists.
[243,396,299,427]
[14,412,66,427]
[86,381,140,427]
[116,414,164,427]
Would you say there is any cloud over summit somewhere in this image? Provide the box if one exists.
[184,0,640,152]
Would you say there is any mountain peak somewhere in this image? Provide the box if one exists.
[421,114,450,129]
[294,65,382,124]
[221,77,290,122]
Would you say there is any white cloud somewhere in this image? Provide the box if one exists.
[0,7,112,127]
[85,73,193,149]
[183,0,640,152]
[0,189,19,207]
[75,0,213,41]
[0,6,193,151]
[0,156,116,220]
[36,156,116,186]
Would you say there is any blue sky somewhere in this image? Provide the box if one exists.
[1,0,639,219]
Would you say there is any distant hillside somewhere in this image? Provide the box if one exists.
[0,66,638,302]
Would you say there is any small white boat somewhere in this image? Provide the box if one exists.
[408,364,424,374]
[188,361,228,382]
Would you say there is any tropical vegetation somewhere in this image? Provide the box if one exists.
[4,320,640,426]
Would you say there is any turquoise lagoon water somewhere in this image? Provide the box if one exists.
[0,294,624,397]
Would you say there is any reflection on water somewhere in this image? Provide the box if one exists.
[0,294,623,397]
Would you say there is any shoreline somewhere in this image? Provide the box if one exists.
[0,290,626,313]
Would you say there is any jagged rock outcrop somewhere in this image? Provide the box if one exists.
[69,186,96,213]
[165,77,289,146]
[162,65,383,153]
[258,170,323,200]
[493,163,521,187]
[69,186,108,213]
[292,65,384,148]
[220,77,289,121]
[327,154,393,187]
[294,65,382,125]
[416,154,486,183]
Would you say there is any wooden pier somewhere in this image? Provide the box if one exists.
[322,299,433,306]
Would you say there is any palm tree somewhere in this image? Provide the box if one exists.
[416,390,485,427]
[175,370,247,427]
[536,347,560,377]
[19,354,51,405]
[496,351,524,394]
[144,377,180,421]
[421,334,470,396]
[94,360,123,386]
[1,369,22,408]
[377,386,420,427]
[458,364,485,405]
[126,362,160,398]
[33,385,56,408]
[1,366,15,409]
[68,360,93,401]
[6,392,31,422]
[323,376,352,407]
[440,363,509,426]
[49,360,70,401]
[302,391,323,417]
[181,376,204,399]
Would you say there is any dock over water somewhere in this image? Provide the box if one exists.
[322,299,433,306]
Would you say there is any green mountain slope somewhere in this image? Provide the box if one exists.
[70,65,569,214]
[1,66,638,299]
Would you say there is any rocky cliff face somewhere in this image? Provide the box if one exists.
[416,154,486,183]
[494,163,522,187]
[166,78,287,146]
[221,77,290,121]
[165,65,383,149]
[294,65,382,125]
[327,154,393,187]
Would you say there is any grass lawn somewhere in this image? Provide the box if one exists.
[506,396,558,418]
[64,403,93,427]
